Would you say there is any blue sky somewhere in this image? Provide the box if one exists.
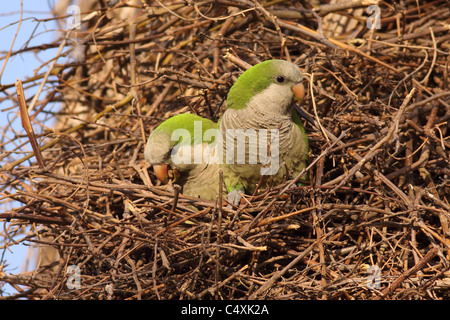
[0,1,59,88]
[0,0,60,295]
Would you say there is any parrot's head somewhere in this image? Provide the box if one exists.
[144,130,180,184]
[144,114,218,185]
[226,59,305,115]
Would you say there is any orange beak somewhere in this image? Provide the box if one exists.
[292,83,305,104]
[153,164,169,184]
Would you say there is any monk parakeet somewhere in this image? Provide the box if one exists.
[219,59,309,204]
[144,59,309,204]
[144,113,220,200]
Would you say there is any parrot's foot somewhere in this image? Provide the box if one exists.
[227,190,242,209]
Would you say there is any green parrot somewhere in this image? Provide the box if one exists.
[144,59,309,204]
[219,59,309,204]
[144,113,221,200]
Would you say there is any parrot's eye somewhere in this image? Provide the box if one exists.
[276,76,285,83]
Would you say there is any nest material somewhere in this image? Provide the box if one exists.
[1,0,449,300]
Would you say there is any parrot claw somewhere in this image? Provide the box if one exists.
[227,190,242,209]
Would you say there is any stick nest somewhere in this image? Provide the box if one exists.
[1,0,449,300]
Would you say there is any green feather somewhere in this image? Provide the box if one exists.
[291,109,310,155]
[151,113,217,147]
[226,60,280,110]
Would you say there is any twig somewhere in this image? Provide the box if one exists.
[309,72,329,142]
[0,0,23,85]
[374,247,438,299]
[331,88,416,195]
[27,32,69,113]
[314,0,379,16]
[249,232,330,299]
[0,92,133,172]
[239,129,348,238]
[15,79,44,169]
[419,27,438,86]
[277,19,401,73]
